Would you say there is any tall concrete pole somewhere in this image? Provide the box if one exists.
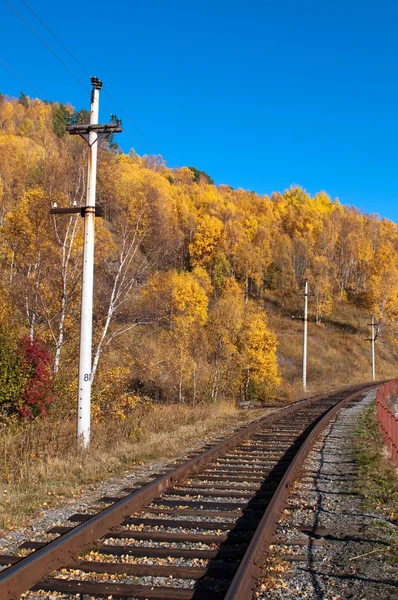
[371,314,376,381]
[77,77,102,447]
[303,279,308,393]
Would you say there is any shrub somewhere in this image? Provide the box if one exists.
[0,333,54,423]
[18,337,54,419]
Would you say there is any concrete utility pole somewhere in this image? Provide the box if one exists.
[302,279,309,393]
[368,314,378,381]
[291,279,312,392]
[51,77,121,447]
[76,78,101,447]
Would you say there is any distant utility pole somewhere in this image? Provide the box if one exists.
[292,279,311,393]
[51,77,122,447]
[367,314,379,381]
[302,279,309,393]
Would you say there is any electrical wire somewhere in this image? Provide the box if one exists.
[102,90,161,155]
[4,0,150,153]
[16,0,162,155]
[4,0,91,94]
[19,0,91,77]
[0,56,44,98]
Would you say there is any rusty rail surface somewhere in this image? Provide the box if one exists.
[377,379,398,466]
[0,382,380,600]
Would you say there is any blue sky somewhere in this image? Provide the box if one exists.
[1,0,398,220]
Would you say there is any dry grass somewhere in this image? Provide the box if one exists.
[0,401,266,531]
[2,298,398,532]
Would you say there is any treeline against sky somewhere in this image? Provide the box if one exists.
[0,94,397,421]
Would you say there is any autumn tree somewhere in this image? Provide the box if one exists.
[309,256,333,324]
[189,213,223,267]
[238,305,280,401]
[207,278,245,401]
[138,270,208,403]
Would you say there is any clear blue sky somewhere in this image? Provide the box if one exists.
[1,0,398,220]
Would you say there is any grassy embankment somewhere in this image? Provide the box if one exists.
[0,402,268,531]
[1,298,397,532]
[354,401,398,563]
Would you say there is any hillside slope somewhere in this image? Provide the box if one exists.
[0,93,397,420]
[267,297,397,400]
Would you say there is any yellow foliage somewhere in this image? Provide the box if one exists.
[189,214,223,266]
[192,265,213,295]
[144,270,208,328]
[174,167,195,185]
[172,272,208,327]
[240,306,281,394]
[207,278,245,355]
[244,216,259,241]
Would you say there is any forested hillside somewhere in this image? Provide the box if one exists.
[1,93,398,423]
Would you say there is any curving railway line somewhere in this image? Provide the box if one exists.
[0,382,379,600]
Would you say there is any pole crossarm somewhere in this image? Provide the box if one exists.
[50,206,104,218]
[66,123,122,146]
[66,123,122,135]
[50,207,82,215]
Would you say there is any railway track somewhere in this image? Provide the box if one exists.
[0,383,378,600]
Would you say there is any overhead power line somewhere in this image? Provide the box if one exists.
[4,0,152,154]
[11,0,162,155]
[0,56,44,98]
[4,0,90,94]
[101,90,162,155]
[19,0,91,77]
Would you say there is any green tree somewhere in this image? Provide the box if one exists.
[188,166,214,185]
[18,92,29,108]
[52,103,71,138]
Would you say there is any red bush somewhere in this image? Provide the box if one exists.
[19,337,54,419]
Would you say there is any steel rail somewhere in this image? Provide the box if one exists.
[0,382,378,599]
[224,384,377,599]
